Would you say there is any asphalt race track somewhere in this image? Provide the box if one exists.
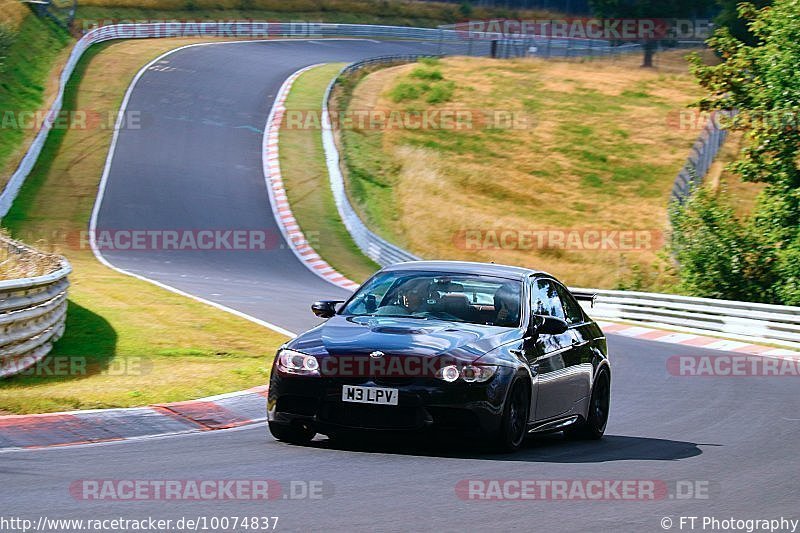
[94,39,479,334]
[3,40,798,532]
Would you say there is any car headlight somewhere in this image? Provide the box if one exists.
[436,364,497,383]
[461,365,497,383]
[276,349,320,375]
[438,365,461,382]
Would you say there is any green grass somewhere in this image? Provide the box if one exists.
[389,82,422,103]
[339,108,405,244]
[76,6,451,28]
[279,63,379,283]
[0,10,71,187]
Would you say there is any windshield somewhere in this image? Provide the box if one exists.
[340,270,522,327]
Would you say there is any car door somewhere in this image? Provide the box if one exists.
[554,281,595,408]
[527,277,576,421]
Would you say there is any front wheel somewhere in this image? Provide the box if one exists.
[489,378,530,452]
[565,368,610,440]
[268,421,315,445]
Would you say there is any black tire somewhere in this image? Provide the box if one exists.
[565,368,610,440]
[268,421,315,445]
[489,378,531,453]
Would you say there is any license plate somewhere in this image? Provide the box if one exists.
[341,385,398,406]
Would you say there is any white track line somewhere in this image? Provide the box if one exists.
[89,38,388,339]
[88,41,352,339]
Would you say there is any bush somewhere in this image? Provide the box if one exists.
[389,82,421,102]
[775,234,800,306]
[669,187,779,303]
[410,66,442,81]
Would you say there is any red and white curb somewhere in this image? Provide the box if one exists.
[0,386,269,451]
[262,64,360,292]
[597,321,799,357]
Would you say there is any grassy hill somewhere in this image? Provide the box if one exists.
[335,53,706,290]
[0,2,71,190]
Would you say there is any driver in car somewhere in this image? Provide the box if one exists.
[375,279,433,316]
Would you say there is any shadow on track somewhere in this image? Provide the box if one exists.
[292,432,710,463]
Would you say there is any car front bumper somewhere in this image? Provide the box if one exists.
[267,366,515,435]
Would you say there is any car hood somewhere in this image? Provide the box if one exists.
[288,315,520,363]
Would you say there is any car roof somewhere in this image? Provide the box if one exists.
[380,260,551,281]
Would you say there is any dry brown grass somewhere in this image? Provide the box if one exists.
[0,0,28,31]
[0,230,62,280]
[344,51,706,289]
[705,131,766,218]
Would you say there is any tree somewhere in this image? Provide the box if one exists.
[714,0,771,45]
[589,0,715,67]
[691,1,800,191]
[670,0,800,305]
[690,0,800,248]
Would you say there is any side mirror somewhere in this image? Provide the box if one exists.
[529,314,569,336]
[311,300,342,318]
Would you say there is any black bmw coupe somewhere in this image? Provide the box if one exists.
[267,261,610,451]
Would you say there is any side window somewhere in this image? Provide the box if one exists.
[555,283,585,325]
[530,279,566,321]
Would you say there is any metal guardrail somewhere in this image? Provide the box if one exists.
[671,111,732,204]
[570,288,800,349]
[323,56,425,267]
[0,236,71,378]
